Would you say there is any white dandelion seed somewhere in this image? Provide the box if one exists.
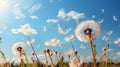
[75,20,101,42]
[12,42,27,55]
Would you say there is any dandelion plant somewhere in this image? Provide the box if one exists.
[75,20,101,67]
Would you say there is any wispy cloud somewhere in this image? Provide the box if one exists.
[45,38,60,46]
[107,30,113,35]
[28,3,41,14]
[114,38,120,46]
[64,35,74,42]
[31,16,39,19]
[66,11,84,21]
[57,24,72,35]
[98,19,104,23]
[57,8,66,19]
[13,4,25,19]
[102,35,108,41]
[11,24,37,35]
[46,19,59,23]
[113,16,118,22]
[57,9,85,23]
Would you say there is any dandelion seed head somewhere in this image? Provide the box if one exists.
[12,42,27,55]
[75,20,101,42]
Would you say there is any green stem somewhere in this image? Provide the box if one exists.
[27,36,41,67]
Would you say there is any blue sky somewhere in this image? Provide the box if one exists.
[0,0,120,62]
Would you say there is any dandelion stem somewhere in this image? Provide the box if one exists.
[48,52,55,67]
[71,42,80,62]
[44,51,48,67]
[27,36,40,66]
[88,35,96,67]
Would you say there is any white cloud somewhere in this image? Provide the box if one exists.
[57,24,72,35]
[107,30,113,35]
[11,28,19,34]
[46,19,59,23]
[13,4,25,19]
[57,9,85,23]
[113,52,120,62]
[98,19,104,23]
[64,35,74,42]
[27,38,35,45]
[43,26,46,32]
[45,38,60,46]
[31,16,39,19]
[113,16,118,22]
[28,3,41,14]
[102,35,108,41]
[11,24,37,35]
[67,11,84,20]
[114,38,120,46]
[80,44,86,49]
[57,9,66,19]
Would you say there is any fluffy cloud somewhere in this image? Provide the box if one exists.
[114,38,120,46]
[64,35,74,42]
[113,52,120,62]
[57,24,72,35]
[57,9,85,23]
[13,4,25,19]
[45,38,60,46]
[57,9,66,19]
[113,16,118,22]
[80,44,86,49]
[46,19,59,23]
[28,3,41,14]
[11,24,37,35]
[66,11,84,20]
[31,16,39,19]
